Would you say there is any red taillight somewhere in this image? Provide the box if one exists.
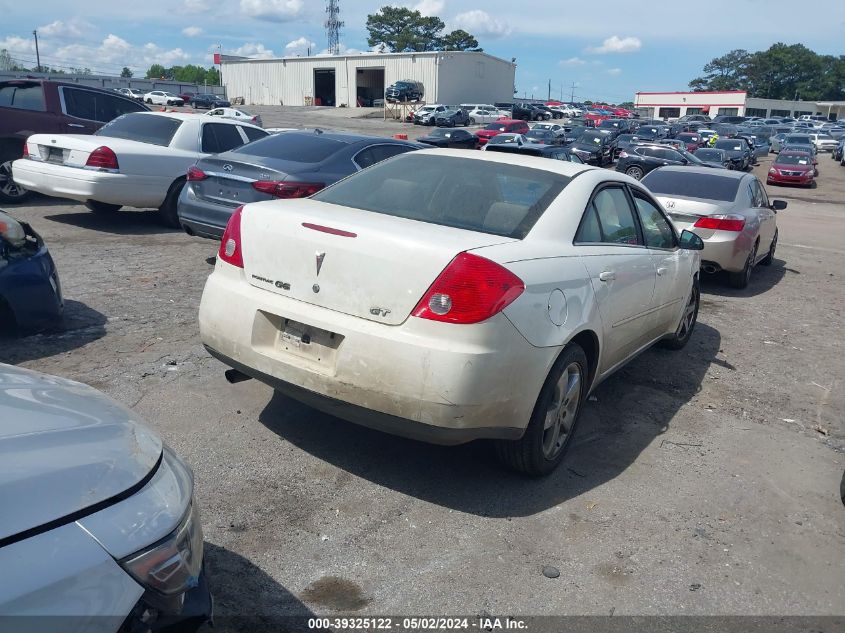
[85,146,119,170]
[22,144,29,158]
[251,181,324,199]
[412,252,525,324]
[218,205,244,268]
[251,116,258,122]
[186,165,208,181]
[693,215,746,232]
[618,151,629,158]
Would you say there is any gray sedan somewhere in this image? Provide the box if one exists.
[178,130,422,239]
[642,166,786,288]
[0,364,211,630]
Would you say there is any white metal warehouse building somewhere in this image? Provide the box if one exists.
[219,51,516,108]
[634,90,845,121]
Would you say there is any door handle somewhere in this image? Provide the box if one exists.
[657,267,668,276]
[598,271,616,282]
[68,123,85,128]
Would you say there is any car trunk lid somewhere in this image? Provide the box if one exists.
[192,155,302,207]
[0,365,162,543]
[240,199,515,326]
[656,196,727,232]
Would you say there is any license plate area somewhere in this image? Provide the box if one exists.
[252,311,343,374]
[45,147,65,165]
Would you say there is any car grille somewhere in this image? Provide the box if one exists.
[781,170,805,176]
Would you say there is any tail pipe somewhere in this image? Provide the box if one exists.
[701,263,720,275]
[225,368,252,384]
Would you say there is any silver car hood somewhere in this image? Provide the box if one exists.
[0,364,162,543]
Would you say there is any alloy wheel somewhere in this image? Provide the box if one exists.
[676,284,699,339]
[626,166,644,180]
[542,362,582,460]
[0,160,28,200]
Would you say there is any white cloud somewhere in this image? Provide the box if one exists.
[0,35,35,55]
[182,26,203,37]
[284,36,315,56]
[559,57,587,67]
[39,20,93,39]
[452,10,511,37]
[606,67,622,75]
[231,42,276,59]
[182,0,209,12]
[412,0,444,15]
[240,0,303,22]
[586,35,641,54]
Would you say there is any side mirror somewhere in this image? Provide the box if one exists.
[679,229,704,251]
[771,199,787,211]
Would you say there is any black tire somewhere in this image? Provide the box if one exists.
[760,230,777,266]
[495,343,588,476]
[660,277,699,350]
[84,200,122,214]
[0,154,31,204]
[469,117,476,125]
[158,178,186,228]
[729,242,757,289]
[626,165,644,180]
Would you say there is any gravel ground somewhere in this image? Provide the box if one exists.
[2,116,844,630]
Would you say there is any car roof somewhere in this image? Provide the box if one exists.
[419,147,591,177]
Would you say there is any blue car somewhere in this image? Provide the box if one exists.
[0,211,63,334]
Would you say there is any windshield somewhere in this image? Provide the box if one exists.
[695,149,723,160]
[526,130,552,138]
[715,140,743,151]
[577,133,603,145]
[484,123,508,131]
[95,114,182,147]
[679,134,700,142]
[777,154,812,165]
[312,154,571,239]
[488,135,521,145]
[429,129,452,138]
[641,170,741,202]
[786,136,812,144]
[617,134,633,142]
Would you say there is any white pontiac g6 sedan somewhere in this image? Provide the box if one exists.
[12,112,267,227]
[199,150,704,476]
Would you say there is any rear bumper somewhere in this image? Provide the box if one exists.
[11,160,167,208]
[177,186,233,239]
[672,223,754,273]
[0,245,63,332]
[199,263,548,444]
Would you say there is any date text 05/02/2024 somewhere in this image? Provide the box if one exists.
[307,617,529,630]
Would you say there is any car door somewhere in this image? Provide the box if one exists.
[629,187,692,334]
[200,122,249,155]
[750,179,776,259]
[574,185,657,371]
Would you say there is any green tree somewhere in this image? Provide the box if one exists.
[689,49,750,92]
[120,66,133,78]
[366,6,482,52]
[146,63,167,79]
[205,67,220,85]
[440,29,481,52]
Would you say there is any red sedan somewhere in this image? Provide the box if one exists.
[677,132,703,152]
[767,151,816,187]
[474,119,530,146]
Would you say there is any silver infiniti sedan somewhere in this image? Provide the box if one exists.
[0,364,212,631]
[642,166,786,288]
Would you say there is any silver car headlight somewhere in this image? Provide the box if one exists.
[120,501,204,596]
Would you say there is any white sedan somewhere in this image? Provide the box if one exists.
[12,112,267,227]
[206,106,264,128]
[467,107,509,125]
[199,149,704,476]
[143,90,184,106]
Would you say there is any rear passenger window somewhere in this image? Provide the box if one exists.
[0,83,46,111]
[62,87,145,122]
[241,126,268,143]
[354,144,413,169]
[576,187,641,246]
[201,123,245,154]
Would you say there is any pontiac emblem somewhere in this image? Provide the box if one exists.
[315,251,325,276]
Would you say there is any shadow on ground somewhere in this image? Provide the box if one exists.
[44,208,177,236]
[700,257,788,298]
[202,543,320,632]
[0,300,107,364]
[258,323,720,518]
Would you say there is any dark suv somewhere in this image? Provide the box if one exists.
[385,80,424,103]
[0,79,148,203]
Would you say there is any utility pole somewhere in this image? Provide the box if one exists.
[32,30,41,73]
[569,82,577,104]
[548,79,551,101]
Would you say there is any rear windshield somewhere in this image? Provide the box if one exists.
[642,171,740,202]
[95,114,182,146]
[232,133,347,162]
[786,136,811,144]
[311,154,571,239]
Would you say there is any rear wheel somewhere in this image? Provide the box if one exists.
[660,278,699,350]
[85,200,122,214]
[729,242,757,289]
[760,230,777,266]
[158,178,186,228]
[0,154,31,204]
[495,344,588,476]
[625,165,644,180]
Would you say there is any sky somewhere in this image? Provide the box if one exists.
[1,0,843,103]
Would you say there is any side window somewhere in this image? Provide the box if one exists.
[207,123,246,153]
[638,147,657,158]
[0,84,46,111]
[355,144,413,169]
[588,187,641,246]
[632,191,676,249]
[749,180,767,208]
[201,124,219,153]
[241,126,268,143]
[96,93,145,121]
[574,206,602,243]
[62,87,97,120]
[757,181,769,208]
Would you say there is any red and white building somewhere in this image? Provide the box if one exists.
[634,90,747,120]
